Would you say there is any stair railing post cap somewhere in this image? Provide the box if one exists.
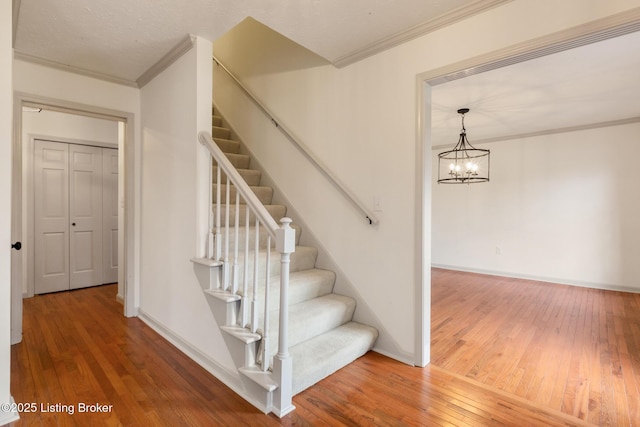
[276,218,296,253]
[280,217,293,227]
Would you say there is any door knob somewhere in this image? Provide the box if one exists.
[11,241,22,251]
[72,222,76,226]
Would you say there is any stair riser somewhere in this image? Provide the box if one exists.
[214,138,240,154]
[264,295,357,360]
[218,153,250,169]
[252,270,336,310]
[216,224,301,252]
[213,167,262,186]
[212,115,223,127]
[212,126,231,140]
[212,184,274,206]
[216,246,318,289]
[213,204,287,227]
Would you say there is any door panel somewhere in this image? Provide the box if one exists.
[69,144,103,289]
[34,140,69,294]
[102,148,119,283]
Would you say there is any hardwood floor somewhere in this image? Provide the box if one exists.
[9,273,639,426]
[431,268,640,427]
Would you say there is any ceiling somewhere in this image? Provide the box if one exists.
[12,1,640,145]
[431,29,640,148]
[12,0,491,83]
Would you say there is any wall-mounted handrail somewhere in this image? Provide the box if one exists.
[212,55,379,226]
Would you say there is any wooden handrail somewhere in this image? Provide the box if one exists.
[212,55,379,225]
[199,131,279,235]
[199,130,295,414]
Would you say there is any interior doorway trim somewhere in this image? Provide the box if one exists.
[413,8,640,367]
[11,92,138,343]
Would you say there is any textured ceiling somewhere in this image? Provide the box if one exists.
[13,0,482,82]
[13,1,640,144]
[431,30,640,148]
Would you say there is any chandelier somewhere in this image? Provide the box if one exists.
[437,108,490,184]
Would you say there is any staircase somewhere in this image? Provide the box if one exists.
[192,110,378,415]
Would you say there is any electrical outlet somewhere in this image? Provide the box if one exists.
[495,246,502,255]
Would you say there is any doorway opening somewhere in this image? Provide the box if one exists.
[11,93,137,345]
[416,15,640,368]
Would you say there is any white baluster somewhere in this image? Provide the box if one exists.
[223,179,230,290]
[251,218,259,333]
[240,205,250,327]
[206,159,214,259]
[214,166,222,265]
[262,236,271,371]
[232,192,240,294]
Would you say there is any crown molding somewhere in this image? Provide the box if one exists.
[332,0,512,68]
[136,34,196,88]
[431,116,640,150]
[12,34,196,89]
[421,6,640,86]
[13,51,139,87]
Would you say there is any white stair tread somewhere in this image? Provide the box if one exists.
[190,257,223,268]
[239,366,278,392]
[203,288,241,303]
[267,294,356,353]
[220,325,261,344]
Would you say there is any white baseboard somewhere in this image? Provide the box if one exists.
[0,396,20,426]
[135,310,269,414]
[372,347,417,367]
[432,264,640,294]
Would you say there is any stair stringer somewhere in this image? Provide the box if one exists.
[212,104,410,364]
[190,258,279,413]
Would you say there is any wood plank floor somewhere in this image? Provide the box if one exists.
[431,268,640,427]
[9,273,638,426]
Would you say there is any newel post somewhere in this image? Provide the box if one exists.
[272,217,296,417]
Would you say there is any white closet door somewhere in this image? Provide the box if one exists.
[34,140,70,294]
[102,148,119,284]
[69,144,103,289]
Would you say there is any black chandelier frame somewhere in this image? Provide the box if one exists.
[437,108,490,184]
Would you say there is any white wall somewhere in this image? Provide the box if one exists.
[432,122,640,292]
[22,109,118,146]
[138,37,240,377]
[13,60,141,114]
[13,59,141,313]
[212,0,640,363]
[21,110,120,296]
[1,1,15,423]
